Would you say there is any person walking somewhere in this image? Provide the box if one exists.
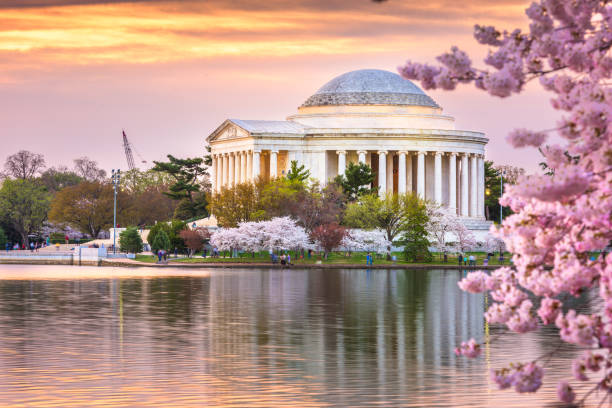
[469,254,476,266]
[157,250,163,263]
[457,253,463,265]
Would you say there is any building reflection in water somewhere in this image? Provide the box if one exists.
[0,266,596,407]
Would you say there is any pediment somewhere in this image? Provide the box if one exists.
[207,120,250,142]
[217,124,249,140]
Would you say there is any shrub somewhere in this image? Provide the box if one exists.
[119,227,143,254]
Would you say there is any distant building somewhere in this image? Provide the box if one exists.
[207,69,490,232]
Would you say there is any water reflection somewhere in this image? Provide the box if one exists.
[0,265,593,407]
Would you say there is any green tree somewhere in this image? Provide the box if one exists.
[147,220,186,252]
[151,229,171,253]
[285,160,310,183]
[0,179,51,246]
[259,177,305,219]
[48,181,133,238]
[0,226,7,248]
[344,193,405,248]
[151,155,209,220]
[121,168,175,194]
[334,162,376,201]
[397,194,431,262]
[119,227,143,253]
[39,167,82,194]
[208,180,266,227]
[484,161,524,222]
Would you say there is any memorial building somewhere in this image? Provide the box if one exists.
[206,69,489,228]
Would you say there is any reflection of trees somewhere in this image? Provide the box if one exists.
[0,269,491,406]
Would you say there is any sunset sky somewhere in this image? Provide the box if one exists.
[0,0,556,173]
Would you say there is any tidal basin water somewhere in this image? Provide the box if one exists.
[0,265,595,407]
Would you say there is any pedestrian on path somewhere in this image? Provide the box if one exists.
[469,255,476,266]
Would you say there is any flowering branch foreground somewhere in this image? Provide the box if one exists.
[398,0,612,404]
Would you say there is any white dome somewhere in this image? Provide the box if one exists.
[301,69,439,108]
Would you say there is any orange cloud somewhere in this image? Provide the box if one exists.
[0,0,529,68]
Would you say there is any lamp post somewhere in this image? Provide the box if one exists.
[111,169,121,254]
[499,169,506,224]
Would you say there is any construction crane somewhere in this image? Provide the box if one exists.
[122,130,147,171]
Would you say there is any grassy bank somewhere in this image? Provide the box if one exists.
[136,251,511,267]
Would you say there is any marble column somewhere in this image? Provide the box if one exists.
[337,150,346,176]
[470,154,478,217]
[406,153,413,193]
[217,155,223,191]
[449,153,457,213]
[357,150,367,164]
[270,150,278,178]
[434,151,442,204]
[241,151,247,182]
[461,153,469,216]
[235,152,242,184]
[398,151,407,194]
[478,154,485,218]
[222,153,229,188]
[228,153,235,186]
[211,155,217,192]
[417,151,425,199]
[378,150,387,195]
[252,150,261,179]
[246,151,252,181]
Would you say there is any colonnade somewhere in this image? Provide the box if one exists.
[212,150,263,192]
[212,149,485,218]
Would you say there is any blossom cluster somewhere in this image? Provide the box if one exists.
[490,362,544,393]
[210,217,311,252]
[341,229,390,253]
[426,203,477,253]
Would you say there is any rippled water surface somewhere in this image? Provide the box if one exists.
[0,265,596,407]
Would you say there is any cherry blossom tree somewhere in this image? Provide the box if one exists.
[341,229,391,253]
[209,217,311,254]
[452,221,478,253]
[399,0,612,402]
[209,227,241,253]
[484,234,506,255]
[426,202,456,255]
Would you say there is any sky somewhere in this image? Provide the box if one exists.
[0,0,556,174]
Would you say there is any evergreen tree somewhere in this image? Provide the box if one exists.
[151,230,171,253]
[119,227,143,253]
[334,162,376,201]
[151,155,209,219]
[285,160,310,183]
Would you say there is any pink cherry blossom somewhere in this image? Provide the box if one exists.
[557,381,576,403]
[537,297,562,325]
[513,362,544,393]
[572,358,589,381]
[454,338,481,358]
[556,310,596,346]
[506,300,538,333]
[458,271,489,293]
[490,367,514,390]
[400,0,612,400]
[506,128,548,148]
